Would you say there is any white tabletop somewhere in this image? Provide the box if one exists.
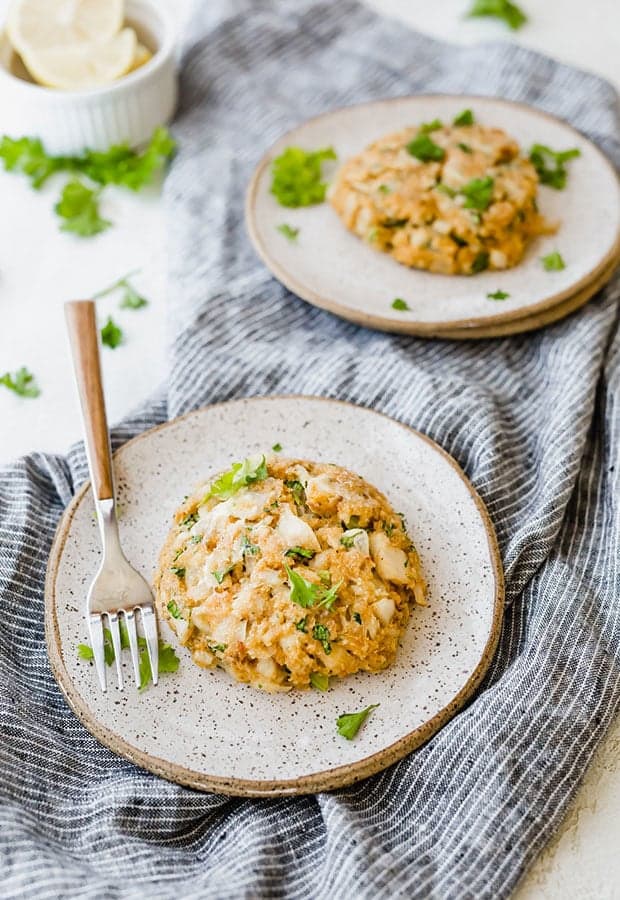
[1,1,619,897]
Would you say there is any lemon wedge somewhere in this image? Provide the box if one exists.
[21,27,137,90]
[7,0,124,58]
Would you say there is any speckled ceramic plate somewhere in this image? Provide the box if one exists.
[246,95,620,336]
[46,397,504,796]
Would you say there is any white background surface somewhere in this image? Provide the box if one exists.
[1,1,619,897]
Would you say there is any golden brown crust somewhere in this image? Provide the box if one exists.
[154,457,426,692]
[328,121,556,275]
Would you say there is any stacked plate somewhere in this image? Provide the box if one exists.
[246,95,620,339]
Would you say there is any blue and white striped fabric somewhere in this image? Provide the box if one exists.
[1,1,619,897]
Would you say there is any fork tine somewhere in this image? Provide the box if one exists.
[107,613,124,691]
[141,605,159,686]
[123,610,141,688]
[88,614,107,692]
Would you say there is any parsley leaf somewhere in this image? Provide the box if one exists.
[93,270,148,310]
[467,0,527,30]
[100,316,123,349]
[0,366,40,398]
[406,134,445,162]
[310,672,330,691]
[167,600,182,619]
[78,631,179,691]
[460,176,494,210]
[271,146,337,207]
[471,251,490,274]
[391,298,410,311]
[285,546,316,561]
[295,617,308,633]
[79,126,176,191]
[340,528,365,549]
[418,119,443,134]
[529,144,580,189]
[205,455,268,501]
[286,566,318,608]
[0,135,71,188]
[458,142,473,154]
[284,479,306,507]
[55,180,111,237]
[181,510,199,529]
[277,223,299,241]
[541,251,565,271]
[207,642,227,654]
[378,184,391,194]
[241,535,260,556]
[316,581,341,611]
[272,442,283,452]
[170,566,186,578]
[336,704,380,740]
[487,289,510,300]
[213,564,235,584]
[312,623,332,654]
[453,109,475,126]
[353,612,362,624]
[436,183,457,198]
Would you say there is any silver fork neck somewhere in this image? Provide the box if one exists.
[95,497,124,562]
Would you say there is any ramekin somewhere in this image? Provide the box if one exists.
[0,0,178,154]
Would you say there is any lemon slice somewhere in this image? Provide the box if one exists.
[21,27,137,90]
[127,42,152,73]
[7,0,124,58]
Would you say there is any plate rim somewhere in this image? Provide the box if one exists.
[245,94,620,336]
[45,395,505,797]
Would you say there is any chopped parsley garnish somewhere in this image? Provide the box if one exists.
[167,600,182,619]
[336,704,380,740]
[295,617,308,633]
[100,316,123,349]
[286,566,341,610]
[382,521,395,537]
[270,146,337,207]
[284,479,306,507]
[181,510,199,529]
[453,109,475,126]
[205,455,268,501]
[277,223,299,241]
[487,289,510,300]
[529,144,580,190]
[190,534,202,544]
[241,535,260,556]
[418,119,443,134]
[170,566,186,578]
[406,134,445,162]
[0,366,40,398]
[436,183,456,198]
[340,528,365,549]
[78,625,179,691]
[172,547,185,562]
[285,546,316,560]
[212,564,235,584]
[55,180,111,237]
[467,0,527,30]
[346,515,361,529]
[208,643,227,654]
[391,298,410,311]
[450,231,468,247]
[286,566,319,608]
[310,672,329,691]
[272,442,283,452]
[312,623,332,654]
[458,142,473,154]
[353,612,362,624]
[541,251,565,271]
[460,176,494,210]
[471,251,490,274]
[378,184,391,194]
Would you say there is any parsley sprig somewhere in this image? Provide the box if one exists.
[0,366,40,398]
[286,566,342,610]
[529,144,580,190]
[406,133,445,162]
[205,456,268,501]
[541,251,565,271]
[0,126,176,236]
[100,316,123,349]
[94,270,148,310]
[271,146,337,207]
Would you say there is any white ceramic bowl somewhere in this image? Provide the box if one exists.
[0,0,178,154]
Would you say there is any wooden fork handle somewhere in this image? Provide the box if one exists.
[65,300,114,501]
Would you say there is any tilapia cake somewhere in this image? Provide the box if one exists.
[329,113,556,275]
[154,455,426,692]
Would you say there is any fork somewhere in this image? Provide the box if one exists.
[65,300,158,692]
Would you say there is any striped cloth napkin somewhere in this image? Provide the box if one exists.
[1,1,619,897]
